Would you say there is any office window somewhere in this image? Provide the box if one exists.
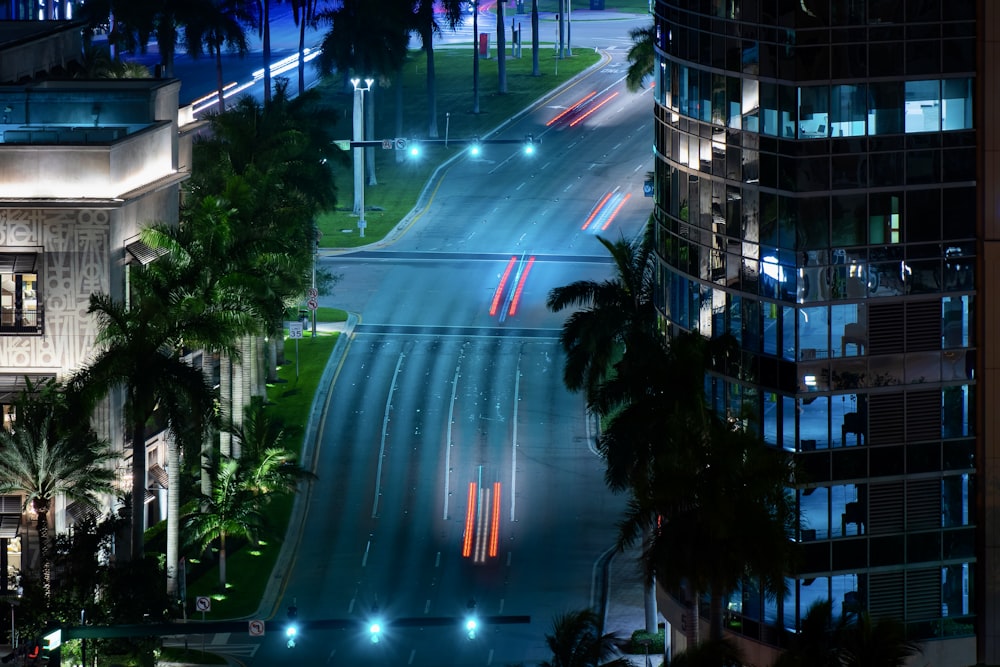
[943,78,973,130]
[761,82,779,136]
[798,86,829,138]
[905,80,941,133]
[742,78,760,132]
[869,82,904,135]
[0,253,40,334]
[831,84,867,137]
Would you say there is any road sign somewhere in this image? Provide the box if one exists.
[307,287,318,298]
[643,179,654,197]
[307,297,319,311]
[248,619,265,637]
[394,137,407,151]
[288,322,304,339]
[195,596,211,612]
[382,139,393,149]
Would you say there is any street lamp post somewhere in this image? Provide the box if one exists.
[350,77,374,238]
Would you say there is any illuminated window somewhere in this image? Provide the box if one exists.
[0,253,40,334]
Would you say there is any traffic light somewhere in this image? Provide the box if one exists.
[523,135,536,155]
[408,143,421,158]
[368,621,382,644]
[469,138,482,156]
[465,599,478,639]
[286,602,298,648]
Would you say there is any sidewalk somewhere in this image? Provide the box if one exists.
[605,546,666,666]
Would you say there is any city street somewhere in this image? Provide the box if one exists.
[161,6,654,665]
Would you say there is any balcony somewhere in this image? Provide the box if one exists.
[0,305,42,334]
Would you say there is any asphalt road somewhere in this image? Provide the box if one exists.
[157,8,653,665]
[243,43,654,667]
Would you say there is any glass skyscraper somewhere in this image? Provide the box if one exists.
[650,0,983,662]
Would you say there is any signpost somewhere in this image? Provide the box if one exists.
[288,321,304,380]
[248,619,265,637]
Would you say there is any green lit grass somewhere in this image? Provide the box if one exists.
[317,47,601,249]
[183,331,338,619]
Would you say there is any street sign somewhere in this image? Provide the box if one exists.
[195,596,211,612]
[643,179,654,197]
[307,287,318,298]
[307,297,319,311]
[382,139,393,149]
[248,619,265,637]
[289,322,304,339]
[394,137,407,151]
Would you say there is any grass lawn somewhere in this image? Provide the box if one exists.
[177,13,629,620]
[316,47,601,249]
[182,329,338,620]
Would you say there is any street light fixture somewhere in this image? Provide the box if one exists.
[350,77,375,238]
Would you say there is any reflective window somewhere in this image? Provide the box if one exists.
[905,80,941,133]
[799,395,830,450]
[799,86,830,139]
[831,84,867,137]
[0,270,39,332]
[943,79,973,130]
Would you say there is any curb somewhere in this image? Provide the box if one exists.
[251,313,359,621]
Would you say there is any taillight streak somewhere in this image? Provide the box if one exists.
[507,257,536,317]
[489,482,501,558]
[569,91,619,127]
[582,192,614,230]
[462,482,476,558]
[600,192,632,231]
[489,257,518,316]
[546,91,598,126]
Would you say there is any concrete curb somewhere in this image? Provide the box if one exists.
[251,313,359,621]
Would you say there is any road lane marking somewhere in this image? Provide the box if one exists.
[362,539,371,567]
[511,355,521,522]
[444,363,461,520]
[372,351,405,518]
[408,649,417,664]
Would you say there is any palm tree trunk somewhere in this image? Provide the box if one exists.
[219,352,233,459]
[262,0,272,105]
[688,587,701,646]
[35,504,51,602]
[365,88,376,186]
[472,5,480,114]
[642,525,658,634]
[424,27,439,137]
[219,532,227,588]
[394,68,404,163]
[297,7,307,95]
[215,45,226,113]
[531,0,540,76]
[166,431,180,598]
[709,591,724,641]
[497,0,507,93]
[131,411,147,561]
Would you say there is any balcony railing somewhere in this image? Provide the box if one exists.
[0,306,43,334]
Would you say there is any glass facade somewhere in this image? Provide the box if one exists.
[652,0,976,644]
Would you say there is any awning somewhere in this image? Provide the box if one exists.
[0,374,56,405]
[0,496,21,539]
[0,252,38,274]
[148,464,168,489]
[66,501,98,524]
[125,240,166,265]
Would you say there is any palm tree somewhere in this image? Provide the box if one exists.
[289,0,321,95]
[548,228,660,634]
[546,228,657,400]
[776,601,921,667]
[229,396,315,497]
[72,238,252,568]
[497,0,507,93]
[666,638,742,667]
[183,0,258,112]
[184,457,267,588]
[411,0,465,137]
[840,611,921,667]
[773,600,848,667]
[540,609,630,667]
[616,414,799,642]
[626,24,656,92]
[0,381,117,601]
